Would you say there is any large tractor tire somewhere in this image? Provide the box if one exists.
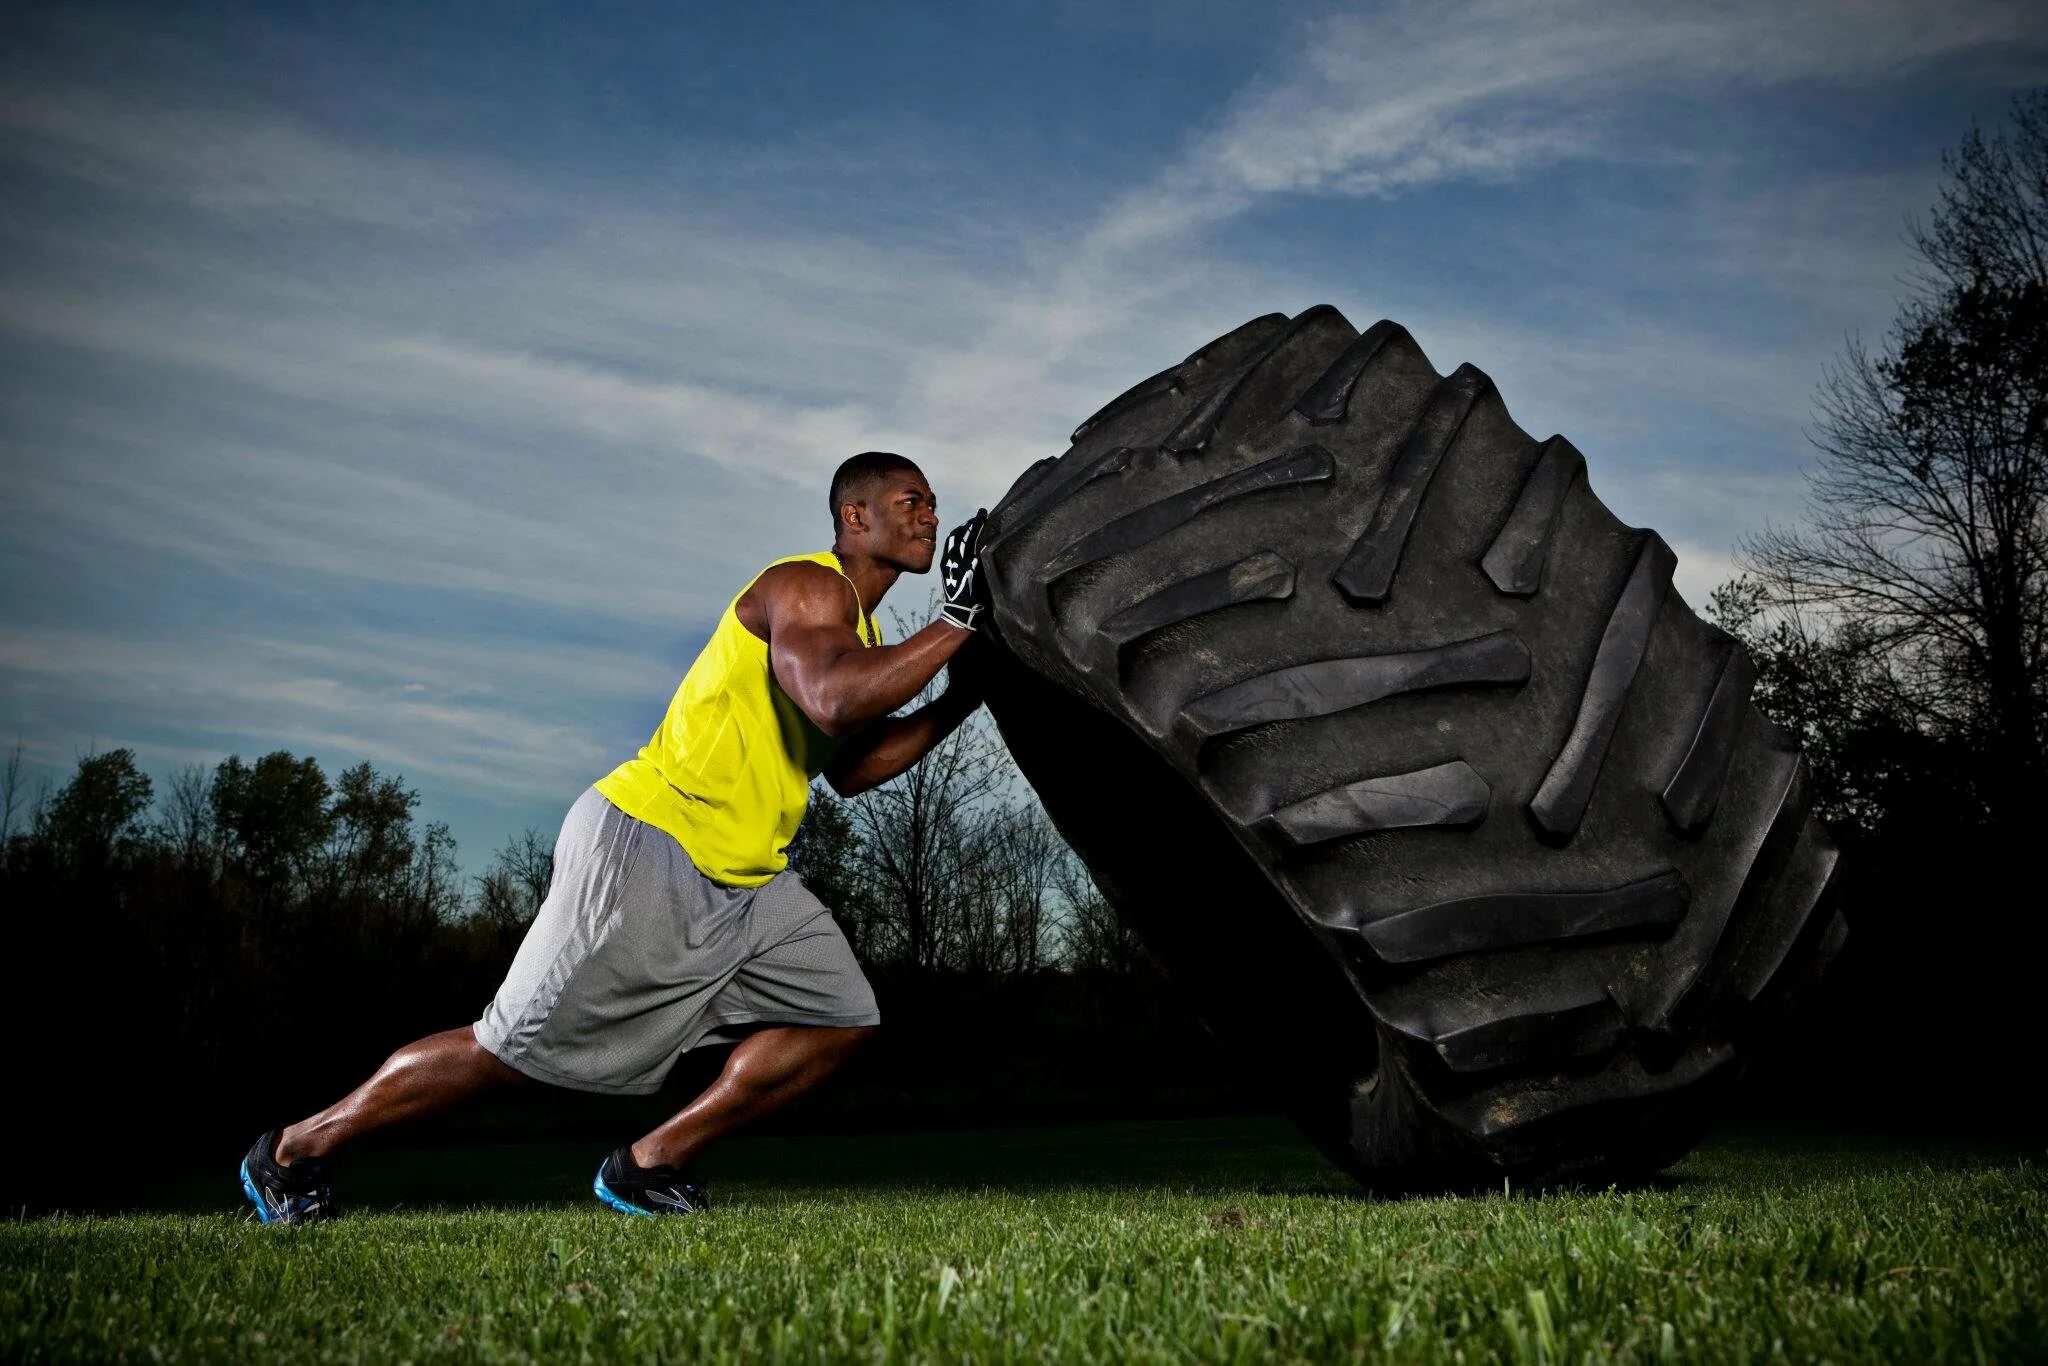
[965,305,1846,1191]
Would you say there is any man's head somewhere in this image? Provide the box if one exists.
[829,451,938,573]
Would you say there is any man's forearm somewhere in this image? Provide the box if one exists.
[826,687,980,797]
[790,619,973,739]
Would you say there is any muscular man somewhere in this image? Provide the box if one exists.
[239,450,990,1221]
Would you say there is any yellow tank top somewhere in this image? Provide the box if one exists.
[594,551,881,887]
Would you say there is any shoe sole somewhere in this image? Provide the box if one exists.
[592,1169,656,1218]
[239,1157,277,1225]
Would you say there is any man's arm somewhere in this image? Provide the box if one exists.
[821,682,981,798]
[763,564,972,740]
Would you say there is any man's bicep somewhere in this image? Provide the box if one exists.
[765,571,864,723]
[772,620,857,700]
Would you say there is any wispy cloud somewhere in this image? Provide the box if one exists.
[919,0,2046,452]
[0,84,528,227]
[1149,0,2042,220]
[0,625,627,799]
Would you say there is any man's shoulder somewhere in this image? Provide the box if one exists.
[752,557,850,597]
[743,558,857,628]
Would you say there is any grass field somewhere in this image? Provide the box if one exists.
[5,1117,2042,1362]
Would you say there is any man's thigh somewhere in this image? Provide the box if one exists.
[473,789,753,1093]
[697,872,880,1041]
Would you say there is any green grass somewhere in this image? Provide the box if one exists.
[5,1118,2043,1362]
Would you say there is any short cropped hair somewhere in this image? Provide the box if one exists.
[828,451,923,538]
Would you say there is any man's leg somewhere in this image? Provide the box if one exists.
[276,1025,527,1165]
[628,1023,874,1170]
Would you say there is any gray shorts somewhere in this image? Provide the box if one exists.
[474,787,879,1095]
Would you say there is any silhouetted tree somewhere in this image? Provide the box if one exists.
[412,819,463,924]
[1053,855,1144,977]
[501,826,554,909]
[1706,577,1939,838]
[1,740,26,850]
[324,761,419,905]
[850,621,1010,970]
[211,751,332,896]
[786,786,874,949]
[1739,88,2048,836]
[155,764,217,872]
[473,825,554,945]
[957,802,1062,976]
[38,747,152,868]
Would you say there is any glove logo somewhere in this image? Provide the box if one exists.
[939,508,990,632]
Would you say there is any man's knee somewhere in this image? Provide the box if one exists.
[407,1023,524,1086]
[467,1034,528,1085]
[812,1023,876,1076]
[727,1022,875,1086]
[792,1021,876,1061]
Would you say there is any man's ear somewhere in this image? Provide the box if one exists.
[840,500,867,534]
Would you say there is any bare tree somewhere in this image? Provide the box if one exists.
[936,800,1050,976]
[786,787,876,953]
[1,740,23,848]
[472,867,525,935]
[943,812,1007,975]
[500,826,554,909]
[1052,852,1145,977]
[411,820,463,925]
[851,695,1008,971]
[472,826,554,936]
[847,604,1013,970]
[157,764,217,872]
[1739,88,2048,830]
[983,801,1064,975]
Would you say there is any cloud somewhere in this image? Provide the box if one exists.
[917,0,2046,430]
[1660,541,1741,615]
[1174,0,2045,213]
[0,84,529,228]
[0,257,945,627]
[0,625,626,799]
[377,337,884,488]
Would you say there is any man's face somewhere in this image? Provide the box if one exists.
[853,471,940,573]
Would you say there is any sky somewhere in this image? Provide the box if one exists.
[3,0,2046,870]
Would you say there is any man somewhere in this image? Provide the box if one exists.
[239,450,990,1221]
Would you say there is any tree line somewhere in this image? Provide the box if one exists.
[0,709,1177,1162]
[0,720,1138,990]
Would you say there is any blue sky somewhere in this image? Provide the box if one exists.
[4,0,2045,868]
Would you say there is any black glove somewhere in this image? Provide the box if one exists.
[938,508,990,631]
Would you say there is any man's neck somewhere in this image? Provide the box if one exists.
[830,544,900,614]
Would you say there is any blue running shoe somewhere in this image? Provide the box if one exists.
[593,1147,709,1217]
[240,1127,338,1226]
